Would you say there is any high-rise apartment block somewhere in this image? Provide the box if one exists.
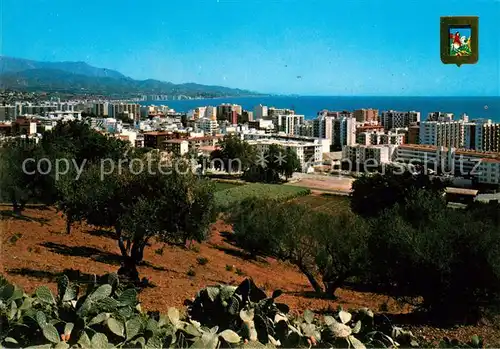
[332,117,357,149]
[381,110,420,130]
[427,112,454,122]
[476,121,500,152]
[354,108,378,123]
[206,106,217,121]
[217,104,241,122]
[254,104,268,120]
[275,114,304,135]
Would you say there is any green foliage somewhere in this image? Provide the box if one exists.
[56,154,217,282]
[230,198,368,297]
[350,166,447,218]
[196,257,209,266]
[213,181,244,192]
[7,233,22,245]
[186,268,196,277]
[40,120,129,166]
[0,275,484,348]
[215,183,310,212]
[0,141,53,211]
[314,212,369,296]
[243,144,301,183]
[210,135,257,173]
[235,268,246,276]
[367,194,500,322]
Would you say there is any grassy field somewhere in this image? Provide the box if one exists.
[213,181,245,192]
[294,193,351,214]
[215,183,310,211]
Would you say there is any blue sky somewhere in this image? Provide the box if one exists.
[1,0,499,96]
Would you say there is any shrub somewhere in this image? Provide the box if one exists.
[8,233,22,245]
[350,166,446,218]
[154,246,164,255]
[0,275,483,348]
[189,245,200,253]
[235,268,245,276]
[367,191,500,322]
[225,264,234,272]
[187,267,196,277]
[196,257,209,265]
[230,198,369,298]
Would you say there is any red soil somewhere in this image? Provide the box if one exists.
[1,206,499,345]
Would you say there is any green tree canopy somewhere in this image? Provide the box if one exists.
[350,166,447,218]
[210,135,256,173]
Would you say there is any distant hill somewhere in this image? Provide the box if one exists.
[0,56,261,98]
[0,56,126,79]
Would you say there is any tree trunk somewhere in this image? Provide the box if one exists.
[298,264,323,294]
[118,235,128,257]
[131,239,147,265]
[323,276,347,299]
[117,232,140,284]
[117,256,139,283]
[12,198,24,214]
[66,215,72,234]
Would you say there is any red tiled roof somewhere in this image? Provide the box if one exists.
[143,131,171,136]
[164,139,187,144]
[188,136,222,141]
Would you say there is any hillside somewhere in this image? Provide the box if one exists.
[0,56,261,98]
[1,205,499,345]
[0,56,126,79]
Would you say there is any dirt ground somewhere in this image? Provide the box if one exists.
[1,205,499,346]
[287,173,354,194]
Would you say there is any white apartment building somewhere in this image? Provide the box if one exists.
[118,128,139,147]
[247,138,323,172]
[196,117,219,135]
[294,122,314,137]
[395,144,500,184]
[187,107,207,120]
[419,120,472,148]
[254,104,268,120]
[206,106,217,120]
[343,144,395,166]
[427,112,454,122]
[0,106,18,121]
[93,102,110,116]
[357,130,405,146]
[164,139,189,156]
[275,114,305,135]
[332,117,357,149]
[108,103,141,121]
[313,114,335,141]
[395,144,450,170]
[478,159,500,185]
[478,121,500,152]
[381,110,420,130]
[268,107,294,117]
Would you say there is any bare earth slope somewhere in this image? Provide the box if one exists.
[1,206,499,345]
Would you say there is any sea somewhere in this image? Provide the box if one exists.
[140,96,500,122]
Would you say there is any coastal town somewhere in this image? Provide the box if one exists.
[1,94,499,199]
[2,0,500,346]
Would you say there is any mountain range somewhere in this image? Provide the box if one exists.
[0,56,261,98]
